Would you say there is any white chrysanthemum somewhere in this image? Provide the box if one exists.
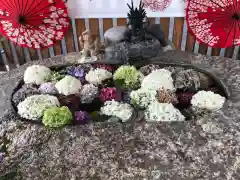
[191,91,225,111]
[145,102,185,122]
[85,68,112,85]
[141,69,175,91]
[130,88,157,108]
[100,100,133,122]
[24,65,51,85]
[55,75,82,95]
[17,95,60,120]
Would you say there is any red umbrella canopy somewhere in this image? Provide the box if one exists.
[186,0,240,48]
[0,0,70,49]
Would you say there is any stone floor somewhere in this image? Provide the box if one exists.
[1,51,240,180]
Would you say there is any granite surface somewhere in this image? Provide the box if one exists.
[1,51,240,180]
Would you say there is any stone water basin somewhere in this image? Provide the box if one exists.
[0,51,240,180]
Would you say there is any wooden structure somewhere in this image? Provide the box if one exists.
[0,17,239,71]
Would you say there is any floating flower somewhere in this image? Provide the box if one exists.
[85,68,112,85]
[94,64,114,72]
[130,88,157,109]
[99,87,120,102]
[139,64,161,76]
[55,75,82,95]
[43,106,73,128]
[100,100,133,122]
[17,95,60,120]
[74,111,91,125]
[174,69,200,90]
[141,69,175,91]
[113,65,143,89]
[80,84,99,104]
[12,83,40,106]
[67,67,85,81]
[177,92,195,107]
[44,71,64,82]
[191,91,225,111]
[145,102,185,122]
[24,65,51,85]
[156,89,178,104]
[58,95,81,112]
[39,82,58,95]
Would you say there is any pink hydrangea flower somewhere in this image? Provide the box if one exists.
[99,87,120,102]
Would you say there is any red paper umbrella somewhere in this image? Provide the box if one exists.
[0,0,70,49]
[143,0,172,12]
[186,0,240,48]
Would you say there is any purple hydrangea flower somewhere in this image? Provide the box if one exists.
[39,82,58,95]
[74,111,91,125]
[67,67,85,82]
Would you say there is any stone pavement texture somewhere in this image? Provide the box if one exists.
[1,51,240,180]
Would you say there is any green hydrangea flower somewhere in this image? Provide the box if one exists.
[43,106,73,128]
[113,65,143,89]
[44,71,65,82]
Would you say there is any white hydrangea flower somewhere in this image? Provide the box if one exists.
[191,91,225,111]
[141,69,175,91]
[130,88,157,108]
[55,75,82,96]
[17,95,60,120]
[145,102,185,122]
[100,100,133,122]
[85,68,112,85]
[24,65,51,85]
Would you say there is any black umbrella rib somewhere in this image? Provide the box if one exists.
[236,21,240,46]
[23,0,37,17]
[17,0,21,15]
[232,21,237,46]
[223,20,234,47]
[22,0,29,16]
[24,0,46,17]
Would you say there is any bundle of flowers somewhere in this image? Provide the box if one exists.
[99,87,120,102]
[141,69,175,91]
[113,65,143,89]
[100,100,133,122]
[43,106,73,128]
[191,91,225,111]
[145,102,185,122]
[24,65,51,85]
[80,84,99,104]
[130,88,157,109]
[85,68,112,85]
[55,75,82,96]
[17,95,60,120]
[39,82,58,95]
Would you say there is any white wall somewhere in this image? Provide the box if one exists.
[66,0,185,18]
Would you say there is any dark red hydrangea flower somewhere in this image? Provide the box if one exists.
[74,111,91,125]
[58,95,81,112]
[94,64,114,72]
[177,92,195,107]
[99,87,121,102]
